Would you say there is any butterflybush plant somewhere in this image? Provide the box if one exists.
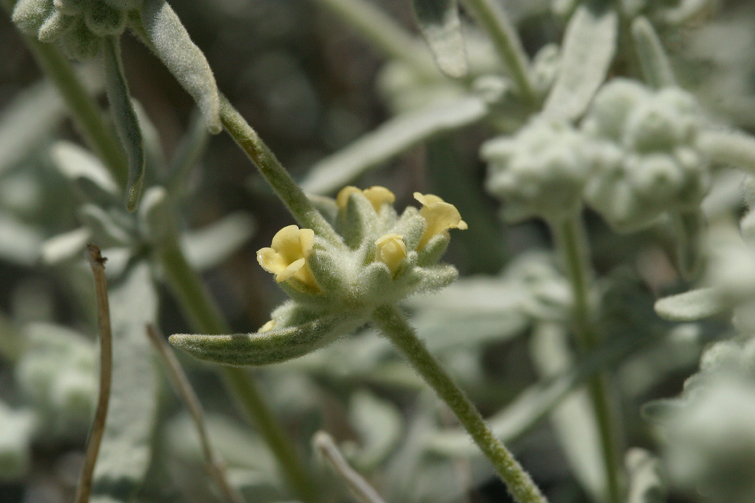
[6,1,755,503]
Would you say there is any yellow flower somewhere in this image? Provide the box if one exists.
[257,225,319,289]
[375,233,407,274]
[337,186,396,212]
[414,193,468,249]
[259,319,276,332]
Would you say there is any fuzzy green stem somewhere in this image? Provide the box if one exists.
[312,0,438,79]
[372,304,548,503]
[16,34,129,188]
[462,0,538,107]
[158,225,319,503]
[552,216,622,503]
[219,95,342,247]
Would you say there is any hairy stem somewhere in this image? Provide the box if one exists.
[462,0,538,107]
[219,95,342,247]
[372,304,548,503]
[552,216,622,503]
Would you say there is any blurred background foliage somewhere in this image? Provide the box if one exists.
[2,1,755,503]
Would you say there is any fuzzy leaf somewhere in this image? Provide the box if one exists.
[631,16,675,89]
[91,262,159,503]
[41,228,92,265]
[543,5,617,120]
[0,401,35,481]
[412,0,467,78]
[169,312,361,366]
[181,212,256,271]
[301,96,487,194]
[140,0,221,133]
[51,141,117,192]
[347,390,403,469]
[103,36,145,212]
[626,448,667,503]
[0,212,43,266]
[654,287,726,321]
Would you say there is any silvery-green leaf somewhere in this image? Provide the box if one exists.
[50,141,119,198]
[78,204,133,247]
[0,213,43,266]
[103,36,145,212]
[696,130,755,173]
[11,0,52,36]
[41,227,92,265]
[654,287,726,321]
[412,0,467,78]
[170,312,362,366]
[0,80,67,175]
[139,0,222,133]
[625,448,667,503]
[137,186,172,244]
[0,401,35,482]
[166,110,209,199]
[347,390,403,469]
[301,96,487,194]
[37,10,75,42]
[542,5,617,121]
[91,262,159,503]
[181,212,256,271]
[530,323,605,502]
[640,398,683,425]
[631,16,675,89]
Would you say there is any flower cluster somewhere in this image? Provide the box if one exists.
[171,187,466,366]
[12,0,142,59]
[482,118,591,223]
[581,79,709,231]
[482,79,710,232]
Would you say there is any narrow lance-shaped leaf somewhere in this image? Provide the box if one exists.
[170,312,359,366]
[654,287,727,321]
[139,0,222,133]
[631,16,676,89]
[91,262,159,503]
[412,0,467,78]
[103,36,145,212]
[542,4,618,121]
[301,96,487,194]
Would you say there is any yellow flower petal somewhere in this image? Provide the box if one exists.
[257,225,318,290]
[414,192,467,249]
[260,320,276,332]
[337,186,396,212]
[375,233,407,274]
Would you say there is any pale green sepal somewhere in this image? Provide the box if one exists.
[37,10,75,42]
[405,264,458,294]
[654,287,726,321]
[356,261,394,301]
[389,208,425,251]
[59,18,102,60]
[625,448,667,503]
[308,246,350,295]
[11,0,53,37]
[78,204,133,247]
[169,312,364,366]
[542,5,617,121]
[91,262,159,503]
[338,192,378,248]
[416,233,449,266]
[139,0,222,133]
[103,36,145,212]
[631,16,675,89]
[84,0,126,36]
[412,0,468,78]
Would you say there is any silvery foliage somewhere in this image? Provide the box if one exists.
[645,338,755,503]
